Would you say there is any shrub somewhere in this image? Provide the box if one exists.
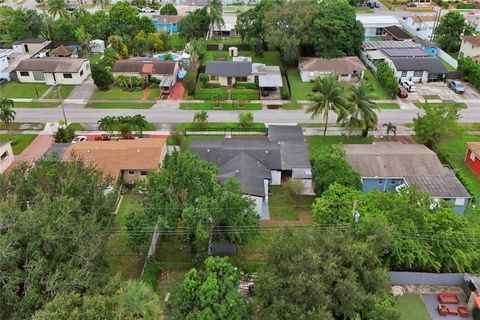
[149,77,160,85]
[233,82,258,89]
[115,75,146,91]
[281,86,290,100]
[205,82,221,88]
[182,72,197,95]
[376,62,398,99]
[54,126,76,143]
[238,112,253,128]
[169,127,184,146]
[91,64,114,90]
[159,3,177,14]
[198,73,209,88]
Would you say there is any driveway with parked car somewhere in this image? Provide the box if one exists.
[405,81,480,101]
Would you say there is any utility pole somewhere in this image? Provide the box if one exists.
[55,83,68,126]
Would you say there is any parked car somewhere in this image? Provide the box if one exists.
[140,7,154,12]
[398,86,409,99]
[0,78,8,87]
[401,80,416,93]
[66,5,77,11]
[366,0,379,7]
[406,2,417,6]
[447,80,465,94]
[71,136,88,144]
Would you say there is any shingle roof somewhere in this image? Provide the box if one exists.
[383,26,412,40]
[299,56,365,74]
[466,142,480,157]
[64,138,166,181]
[362,41,420,50]
[268,125,304,142]
[16,58,87,73]
[205,61,252,77]
[12,38,48,45]
[462,36,480,46]
[389,56,448,73]
[112,60,177,75]
[382,48,429,57]
[343,142,450,177]
[49,45,74,57]
[404,175,470,198]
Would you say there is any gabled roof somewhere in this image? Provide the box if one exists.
[49,45,74,57]
[252,64,282,88]
[410,15,437,23]
[466,142,480,157]
[462,36,480,46]
[299,56,365,74]
[389,56,448,73]
[404,175,470,198]
[383,26,412,41]
[205,61,252,77]
[16,58,87,73]
[112,60,177,75]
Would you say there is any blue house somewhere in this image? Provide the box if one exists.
[152,15,183,34]
[344,142,471,214]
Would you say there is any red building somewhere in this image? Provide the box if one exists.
[465,142,480,178]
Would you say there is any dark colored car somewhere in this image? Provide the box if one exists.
[447,80,465,94]
[398,86,408,99]
[66,5,77,11]
[0,78,8,86]
[406,2,417,6]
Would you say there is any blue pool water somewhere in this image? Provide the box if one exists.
[157,53,181,61]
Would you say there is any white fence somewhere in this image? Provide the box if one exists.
[437,47,458,69]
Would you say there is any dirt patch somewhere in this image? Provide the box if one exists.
[375,135,417,144]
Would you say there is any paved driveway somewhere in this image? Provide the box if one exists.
[407,82,480,101]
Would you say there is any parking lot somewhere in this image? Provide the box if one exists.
[406,81,480,101]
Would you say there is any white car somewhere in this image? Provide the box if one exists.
[141,7,154,12]
[71,136,88,144]
[401,81,416,93]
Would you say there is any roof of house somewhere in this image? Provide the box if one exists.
[389,56,448,73]
[383,26,412,40]
[268,125,304,142]
[252,64,283,88]
[356,15,400,25]
[12,38,48,45]
[462,35,480,46]
[343,142,450,177]
[205,61,252,77]
[466,142,480,157]
[362,40,420,50]
[152,14,184,23]
[49,45,74,57]
[16,58,87,73]
[410,15,438,23]
[63,138,166,181]
[112,60,177,75]
[382,48,429,57]
[299,56,366,74]
[404,175,470,198]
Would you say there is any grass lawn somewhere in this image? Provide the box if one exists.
[86,53,102,65]
[207,37,244,44]
[377,102,400,109]
[231,88,259,100]
[422,95,441,100]
[171,34,187,51]
[269,185,315,220]
[91,87,145,100]
[202,51,229,66]
[286,67,314,100]
[86,102,154,109]
[0,122,44,131]
[45,85,76,99]
[364,69,391,100]
[107,193,146,279]
[68,123,84,131]
[194,85,228,100]
[13,102,59,108]
[441,58,456,71]
[306,135,373,159]
[282,102,302,110]
[180,102,262,110]
[0,82,49,99]
[397,294,430,320]
[414,102,467,109]
[0,134,37,154]
[147,87,161,100]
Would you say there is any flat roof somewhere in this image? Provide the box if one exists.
[362,41,420,50]
[356,15,400,25]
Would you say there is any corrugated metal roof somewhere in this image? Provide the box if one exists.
[362,41,420,50]
[404,175,470,198]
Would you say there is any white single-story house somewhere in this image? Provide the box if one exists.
[356,15,402,38]
[12,38,50,55]
[459,36,480,60]
[0,49,13,79]
[401,15,437,41]
[15,58,91,85]
[298,56,366,83]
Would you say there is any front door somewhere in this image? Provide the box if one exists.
[227,77,232,86]
[24,44,29,53]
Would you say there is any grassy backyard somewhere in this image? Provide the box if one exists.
[170,34,187,51]
[0,134,38,154]
[91,87,145,100]
[86,102,154,109]
[44,85,76,99]
[397,294,430,320]
[268,185,315,220]
[286,67,314,100]
[0,82,49,99]
[306,135,373,159]
[363,69,391,100]
[180,102,262,110]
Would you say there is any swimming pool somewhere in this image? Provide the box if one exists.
[157,53,181,61]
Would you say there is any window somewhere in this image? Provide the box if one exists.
[0,151,8,160]
[470,151,476,161]
[401,71,407,77]
[391,179,397,184]
[413,70,423,77]
[80,70,84,76]
[378,179,385,184]
[128,171,134,175]
[235,77,248,82]
[210,76,217,81]
[20,71,29,77]
[140,171,148,176]
[63,73,72,79]
[340,74,349,77]
[33,71,45,81]
[86,63,90,70]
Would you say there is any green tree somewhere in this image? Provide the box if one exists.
[53,126,76,143]
[107,35,129,59]
[97,115,116,135]
[435,11,466,53]
[458,56,480,89]
[25,9,46,38]
[238,112,254,128]
[178,7,210,39]
[256,227,397,320]
[146,32,164,53]
[160,3,178,15]
[187,38,206,72]
[0,98,16,131]
[93,0,111,9]
[74,25,92,54]
[376,62,398,99]
[182,72,197,95]
[193,110,208,128]
[306,74,349,137]
[341,81,379,137]
[131,114,149,137]
[8,10,33,42]
[47,0,68,18]
[207,0,224,38]
[413,102,461,150]
[171,257,250,320]
[51,17,77,41]
[91,64,114,90]
[132,30,148,56]
[198,73,209,87]
[312,155,362,195]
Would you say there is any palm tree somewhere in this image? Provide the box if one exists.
[116,280,162,319]
[341,82,379,137]
[92,0,110,9]
[305,74,349,137]
[47,0,68,18]
[193,110,208,128]
[131,114,148,137]
[207,0,224,38]
[0,98,16,132]
[187,39,206,72]
[97,116,116,136]
[383,122,397,136]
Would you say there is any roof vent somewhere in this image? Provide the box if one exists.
[207,149,210,152]
[235,169,239,173]
[265,150,269,154]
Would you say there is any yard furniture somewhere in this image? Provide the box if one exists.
[438,304,448,316]
[448,307,459,315]
[459,305,470,317]
[438,292,459,304]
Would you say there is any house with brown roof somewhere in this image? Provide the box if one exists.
[63,138,167,184]
[49,45,76,58]
[15,57,90,85]
[344,142,471,214]
[459,36,480,60]
[298,56,366,83]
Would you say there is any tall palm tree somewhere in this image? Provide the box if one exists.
[187,39,206,72]
[193,110,208,128]
[207,0,224,38]
[97,116,116,136]
[116,280,162,319]
[305,74,349,137]
[341,82,379,137]
[92,0,110,9]
[47,0,68,18]
[0,98,16,132]
[131,114,148,137]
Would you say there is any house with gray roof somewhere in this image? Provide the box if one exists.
[343,142,471,214]
[189,125,313,219]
